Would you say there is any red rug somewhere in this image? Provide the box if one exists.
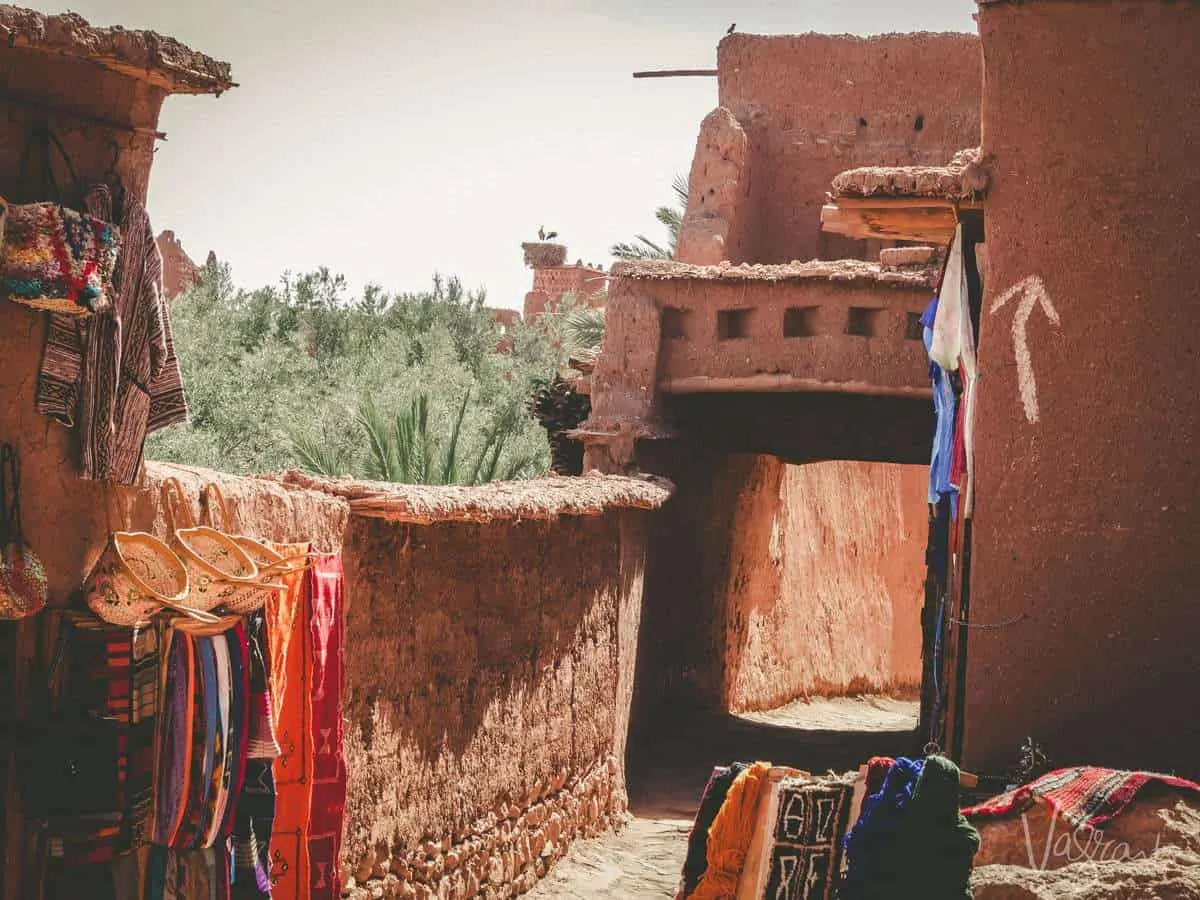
[962,767,1200,830]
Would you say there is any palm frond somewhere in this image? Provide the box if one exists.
[609,237,671,261]
[290,431,349,478]
[672,173,690,209]
[355,397,395,481]
[562,306,606,354]
[440,390,472,484]
[497,451,540,482]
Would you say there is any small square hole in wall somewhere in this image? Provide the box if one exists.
[718,308,752,340]
[784,306,819,338]
[662,306,690,340]
[905,312,925,341]
[847,307,886,338]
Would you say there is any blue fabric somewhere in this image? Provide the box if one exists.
[842,756,980,899]
[841,757,925,898]
[194,636,221,847]
[923,296,959,516]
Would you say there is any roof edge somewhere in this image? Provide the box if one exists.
[0,5,235,95]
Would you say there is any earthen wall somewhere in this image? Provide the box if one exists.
[339,510,648,899]
[716,32,982,263]
[965,0,1200,777]
[524,265,607,320]
[725,460,927,711]
[651,277,934,393]
[631,451,927,729]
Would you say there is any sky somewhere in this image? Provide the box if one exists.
[39,1,976,310]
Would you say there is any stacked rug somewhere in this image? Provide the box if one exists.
[962,766,1200,830]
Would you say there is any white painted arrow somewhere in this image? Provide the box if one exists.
[989,275,1060,424]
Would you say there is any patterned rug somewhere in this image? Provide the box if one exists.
[962,767,1200,830]
[737,771,855,900]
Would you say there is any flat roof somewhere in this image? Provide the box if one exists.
[0,5,235,95]
[829,148,986,202]
[610,258,937,289]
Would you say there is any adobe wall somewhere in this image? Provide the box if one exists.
[716,32,981,263]
[523,264,607,320]
[652,277,933,393]
[630,450,927,730]
[0,48,165,205]
[964,0,1200,777]
[339,510,648,899]
[725,461,927,712]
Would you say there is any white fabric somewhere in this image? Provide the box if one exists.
[932,225,980,516]
[930,225,966,371]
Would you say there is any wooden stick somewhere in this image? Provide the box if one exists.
[632,69,718,78]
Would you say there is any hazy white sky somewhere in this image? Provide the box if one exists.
[40,1,975,310]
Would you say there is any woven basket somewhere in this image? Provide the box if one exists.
[83,532,189,627]
[201,482,300,615]
[161,478,261,613]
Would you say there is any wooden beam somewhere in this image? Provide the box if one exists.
[821,202,959,244]
[659,374,933,399]
[632,69,718,78]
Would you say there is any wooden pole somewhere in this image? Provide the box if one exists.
[632,69,718,78]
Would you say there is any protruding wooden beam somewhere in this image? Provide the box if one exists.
[821,201,960,244]
[659,374,933,399]
[632,69,718,78]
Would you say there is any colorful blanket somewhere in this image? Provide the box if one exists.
[267,546,347,900]
[962,767,1200,830]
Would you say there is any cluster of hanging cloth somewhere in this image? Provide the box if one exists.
[672,752,1200,899]
[674,755,978,900]
[23,550,347,900]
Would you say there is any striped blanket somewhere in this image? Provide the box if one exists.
[962,767,1200,830]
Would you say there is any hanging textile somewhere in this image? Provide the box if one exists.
[678,763,747,899]
[307,553,347,900]
[152,619,249,851]
[231,612,280,899]
[690,762,772,900]
[266,543,313,900]
[37,615,138,866]
[35,195,187,483]
[933,225,979,515]
[265,549,347,900]
[921,297,959,515]
[841,756,979,900]
[146,844,231,900]
[737,772,855,900]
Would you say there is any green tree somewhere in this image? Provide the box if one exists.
[147,265,564,482]
[610,174,689,261]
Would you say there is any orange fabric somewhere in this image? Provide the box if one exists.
[265,542,312,900]
[689,762,772,900]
